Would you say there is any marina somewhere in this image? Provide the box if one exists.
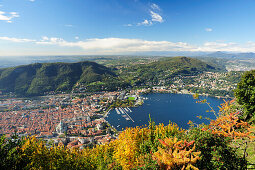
[113,107,135,122]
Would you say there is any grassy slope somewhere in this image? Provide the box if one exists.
[234,126,255,168]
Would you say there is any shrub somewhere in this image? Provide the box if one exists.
[187,127,246,169]
[235,70,255,122]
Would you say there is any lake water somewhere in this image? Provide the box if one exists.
[105,93,226,130]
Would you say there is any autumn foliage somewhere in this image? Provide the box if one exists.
[196,101,253,141]
[153,137,200,170]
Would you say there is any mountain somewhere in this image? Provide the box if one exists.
[201,51,235,58]
[201,51,255,59]
[149,56,223,72]
[120,56,224,86]
[0,61,115,96]
[126,51,208,56]
[236,52,255,58]
[127,56,224,74]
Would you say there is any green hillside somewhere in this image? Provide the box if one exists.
[119,56,224,86]
[0,61,115,96]
[149,56,222,74]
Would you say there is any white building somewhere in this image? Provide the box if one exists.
[56,120,67,134]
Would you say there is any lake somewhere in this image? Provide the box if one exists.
[105,93,226,131]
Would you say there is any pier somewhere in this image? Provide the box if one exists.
[115,108,121,114]
[120,107,135,122]
[109,107,135,122]
[127,107,132,112]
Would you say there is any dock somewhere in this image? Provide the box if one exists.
[120,107,135,122]
[127,107,132,112]
[115,108,121,114]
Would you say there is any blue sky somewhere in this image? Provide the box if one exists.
[1,0,255,56]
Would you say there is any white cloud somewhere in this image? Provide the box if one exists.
[36,37,65,45]
[9,12,19,17]
[195,41,252,52]
[29,0,35,2]
[124,24,133,27]
[34,38,255,53]
[151,3,160,11]
[41,36,49,41]
[31,37,194,53]
[75,36,79,40]
[137,19,152,26]
[135,3,164,26]
[0,11,19,23]
[205,28,213,32]
[3,36,255,54]
[150,11,163,23]
[0,36,35,42]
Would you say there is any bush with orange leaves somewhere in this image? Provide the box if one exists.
[153,137,200,170]
[205,112,254,139]
[202,101,255,140]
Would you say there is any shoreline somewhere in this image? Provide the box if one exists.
[142,90,234,100]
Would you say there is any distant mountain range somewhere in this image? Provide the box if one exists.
[1,51,255,69]
[199,51,255,59]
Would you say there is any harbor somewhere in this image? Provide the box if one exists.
[115,107,134,122]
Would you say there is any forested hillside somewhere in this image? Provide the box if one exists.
[0,61,115,96]
[119,56,224,86]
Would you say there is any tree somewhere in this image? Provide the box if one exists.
[235,70,255,122]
